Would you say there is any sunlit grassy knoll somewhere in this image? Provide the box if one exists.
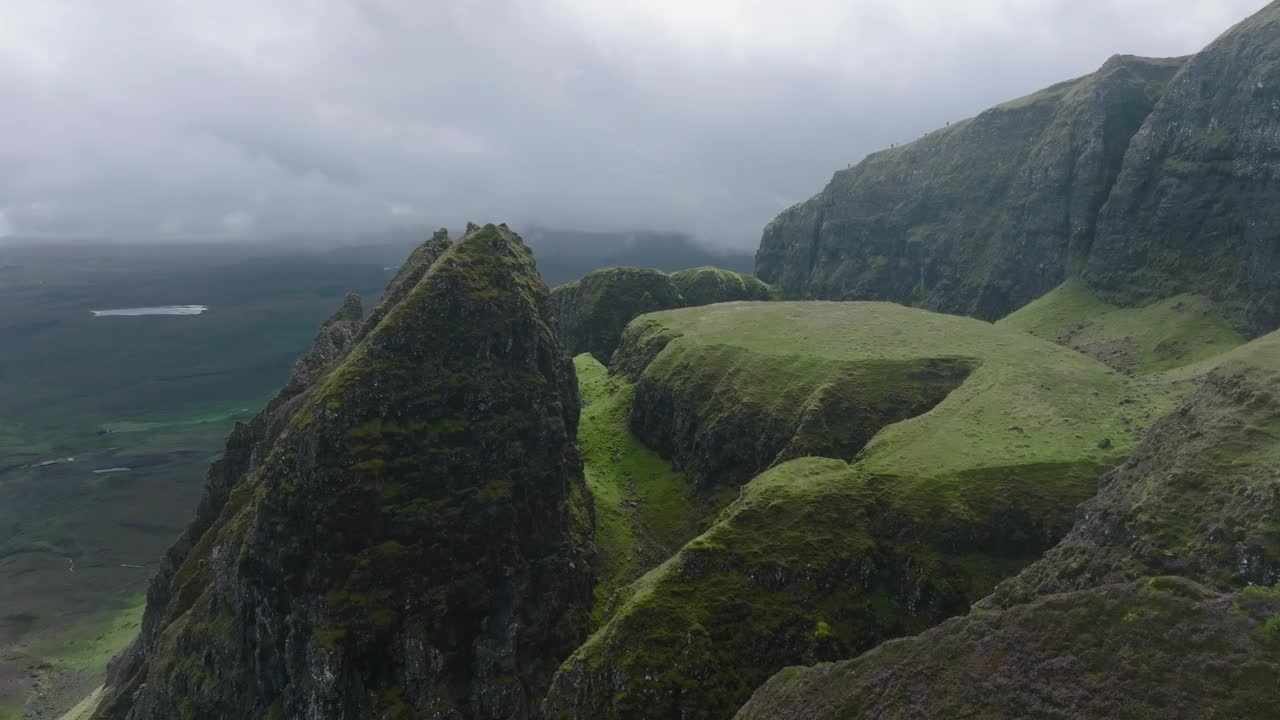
[573,355,734,626]
[998,279,1246,375]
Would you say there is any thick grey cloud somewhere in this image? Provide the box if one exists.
[0,0,1268,247]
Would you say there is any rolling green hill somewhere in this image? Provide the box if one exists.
[544,301,1175,720]
[737,329,1280,720]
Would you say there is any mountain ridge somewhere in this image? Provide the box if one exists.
[90,224,594,720]
[50,3,1280,718]
[757,0,1280,337]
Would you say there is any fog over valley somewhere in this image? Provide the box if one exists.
[0,0,1265,246]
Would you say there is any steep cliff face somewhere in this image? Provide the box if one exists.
[1085,5,1280,336]
[96,290,371,718]
[355,227,453,341]
[756,55,1183,320]
[734,332,1280,720]
[280,292,366,395]
[92,225,593,720]
[759,2,1280,336]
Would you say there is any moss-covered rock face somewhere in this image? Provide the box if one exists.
[279,292,366,395]
[758,4,1280,337]
[733,331,1280,720]
[91,225,593,720]
[543,301,1168,720]
[755,54,1184,321]
[1084,6,1280,337]
[552,268,685,364]
[355,227,451,342]
[669,267,776,307]
[551,266,776,365]
[737,579,1280,720]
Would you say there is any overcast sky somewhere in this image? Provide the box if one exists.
[0,1,1268,247]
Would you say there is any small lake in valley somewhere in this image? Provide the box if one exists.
[90,305,208,317]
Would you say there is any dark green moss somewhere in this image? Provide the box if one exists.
[552,267,685,363]
[92,224,594,720]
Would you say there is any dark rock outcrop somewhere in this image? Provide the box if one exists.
[92,224,593,720]
[98,287,372,713]
[355,227,452,341]
[280,292,365,395]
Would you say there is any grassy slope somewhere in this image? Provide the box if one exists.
[545,301,1178,720]
[995,328,1280,598]
[736,329,1280,720]
[574,356,735,626]
[19,598,143,719]
[647,302,1167,475]
[998,279,1245,375]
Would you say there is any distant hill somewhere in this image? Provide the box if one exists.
[303,225,756,288]
[523,227,755,287]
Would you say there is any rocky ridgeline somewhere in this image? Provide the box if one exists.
[757,1,1280,337]
[91,225,593,720]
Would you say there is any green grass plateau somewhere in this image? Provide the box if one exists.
[548,300,1181,720]
[636,301,1170,477]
